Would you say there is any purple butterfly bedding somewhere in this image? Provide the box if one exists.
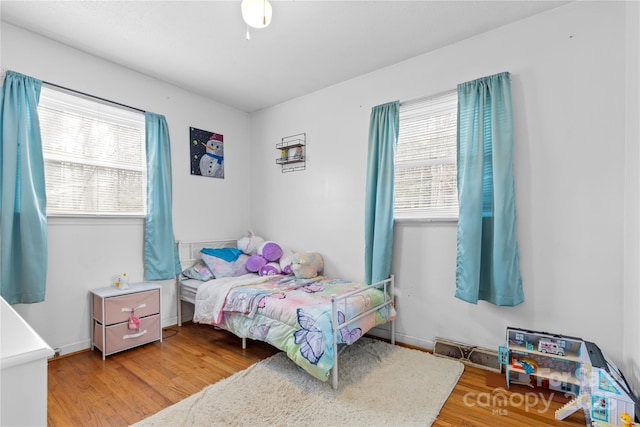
[193,273,396,382]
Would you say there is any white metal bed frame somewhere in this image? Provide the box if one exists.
[175,239,396,390]
[176,239,237,327]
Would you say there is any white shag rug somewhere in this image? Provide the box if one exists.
[132,337,464,427]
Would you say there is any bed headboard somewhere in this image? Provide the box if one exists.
[177,239,237,270]
[176,239,237,326]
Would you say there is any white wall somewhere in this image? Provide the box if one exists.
[623,0,640,398]
[1,23,252,354]
[249,0,633,376]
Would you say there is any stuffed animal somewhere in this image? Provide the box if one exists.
[259,262,282,276]
[199,134,224,178]
[238,231,265,255]
[290,252,324,279]
[279,247,294,275]
[258,241,283,262]
[245,254,267,273]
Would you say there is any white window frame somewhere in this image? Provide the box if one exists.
[394,90,458,222]
[38,86,147,217]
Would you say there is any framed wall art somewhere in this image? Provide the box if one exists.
[190,127,224,179]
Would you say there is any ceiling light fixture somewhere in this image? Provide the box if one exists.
[241,0,272,28]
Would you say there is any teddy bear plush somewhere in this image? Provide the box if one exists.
[290,252,324,279]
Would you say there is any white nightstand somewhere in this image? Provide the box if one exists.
[90,283,162,359]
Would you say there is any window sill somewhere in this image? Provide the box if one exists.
[394,217,458,224]
[47,215,144,226]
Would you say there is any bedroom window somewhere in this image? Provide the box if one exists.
[38,86,147,216]
[394,90,458,221]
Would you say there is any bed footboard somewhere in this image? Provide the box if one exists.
[330,274,395,390]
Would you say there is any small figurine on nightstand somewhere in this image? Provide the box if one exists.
[114,273,129,290]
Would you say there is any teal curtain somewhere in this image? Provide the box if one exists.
[144,112,180,280]
[364,101,399,285]
[0,71,48,304]
[455,72,523,306]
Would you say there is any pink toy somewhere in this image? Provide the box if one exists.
[128,309,141,330]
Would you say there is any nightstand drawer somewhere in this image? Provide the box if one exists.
[93,314,161,355]
[91,283,163,359]
[94,289,159,325]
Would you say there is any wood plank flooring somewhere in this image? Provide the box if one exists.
[48,322,586,426]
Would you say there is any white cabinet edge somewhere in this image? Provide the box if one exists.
[0,297,54,370]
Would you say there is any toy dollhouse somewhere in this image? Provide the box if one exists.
[581,341,638,427]
[501,328,584,398]
[499,327,639,426]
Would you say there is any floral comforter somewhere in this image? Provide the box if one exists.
[193,273,396,381]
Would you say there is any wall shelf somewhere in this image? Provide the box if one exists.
[276,133,306,173]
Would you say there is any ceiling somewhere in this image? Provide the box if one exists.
[1,1,569,113]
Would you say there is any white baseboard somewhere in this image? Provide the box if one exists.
[368,326,435,351]
[51,339,92,358]
[164,315,178,328]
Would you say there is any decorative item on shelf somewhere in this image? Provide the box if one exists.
[276,133,306,173]
[113,273,129,290]
[293,146,303,160]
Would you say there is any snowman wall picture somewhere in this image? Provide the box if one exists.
[191,128,224,179]
[200,136,224,178]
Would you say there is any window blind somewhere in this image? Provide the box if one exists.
[394,90,458,220]
[39,87,147,216]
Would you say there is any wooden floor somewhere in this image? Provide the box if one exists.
[48,322,586,426]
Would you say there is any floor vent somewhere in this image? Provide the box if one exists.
[433,337,502,373]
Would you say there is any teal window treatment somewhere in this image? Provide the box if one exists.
[144,112,180,280]
[0,71,48,304]
[455,72,523,306]
[365,101,399,285]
